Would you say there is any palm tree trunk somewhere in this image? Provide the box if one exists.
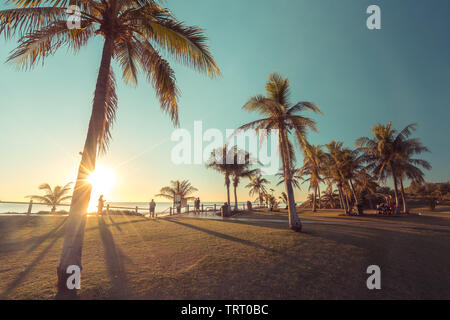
[280,130,301,231]
[349,179,359,204]
[344,191,351,215]
[318,185,321,210]
[312,187,317,212]
[337,185,345,211]
[233,184,238,211]
[226,183,230,207]
[400,177,408,214]
[391,166,400,214]
[56,36,114,298]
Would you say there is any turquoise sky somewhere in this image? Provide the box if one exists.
[1,0,449,202]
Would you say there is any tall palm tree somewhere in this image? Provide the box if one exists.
[299,144,325,212]
[156,180,198,213]
[245,174,269,206]
[231,164,259,211]
[1,0,219,296]
[395,136,431,213]
[236,73,322,231]
[206,145,238,206]
[356,122,430,214]
[27,182,72,212]
[324,141,350,214]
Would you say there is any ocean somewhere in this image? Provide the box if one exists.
[0,201,282,214]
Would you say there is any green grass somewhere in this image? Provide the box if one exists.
[1,213,450,299]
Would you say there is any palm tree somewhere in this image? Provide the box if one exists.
[1,0,219,296]
[299,144,325,212]
[27,183,72,212]
[395,135,431,213]
[246,174,269,206]
[231,162,259,211]
[321,186,339,209]
[324,141,350,214]
[275,167,302,190]
[156,180,198,213]
[206,145,237,206]
[236,73,322,231]
[279,192,288,209]
[354,169,379,209]
[356,122,430,214]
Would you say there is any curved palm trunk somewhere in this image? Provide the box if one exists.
[56,37,114,298]
[337,184,345,211]
[349,179,359,204]
[344,191,351,215]
[399,177,408,214]
[280,129,301,231]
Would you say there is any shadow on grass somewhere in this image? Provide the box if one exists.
[26,217,67,253]
[97,216,132,299]
[166,218,281,255]
[0,224,66,299]
[107,214,122,232]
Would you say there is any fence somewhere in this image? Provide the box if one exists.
[0,200,255,216]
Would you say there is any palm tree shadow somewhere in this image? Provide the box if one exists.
[97,216,132,299]
[107,214,122,232]
[0,225,66,299]
[166,218,281,255]
[26,217,67,253]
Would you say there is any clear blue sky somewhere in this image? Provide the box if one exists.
[1,0,449,202]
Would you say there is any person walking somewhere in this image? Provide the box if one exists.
[149,199,156,218]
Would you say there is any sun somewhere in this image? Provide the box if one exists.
[87,165,116,212]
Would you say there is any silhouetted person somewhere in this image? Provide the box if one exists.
[149,199,156,218]
[98,195,105,215]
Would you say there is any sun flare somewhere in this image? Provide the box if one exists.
[87,165,116,212]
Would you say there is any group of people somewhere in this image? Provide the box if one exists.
[376,202,396,215]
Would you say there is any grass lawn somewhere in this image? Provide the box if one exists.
[1,212,450,299]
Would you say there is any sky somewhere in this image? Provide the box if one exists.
[1,0,450,203]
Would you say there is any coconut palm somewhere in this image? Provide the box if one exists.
[299,144,325,212]
[1,0,220,296]
[395,136,431,213]
[275,167,302,190]
[324,141,351,214]
[279,191,288,209]
[354,169,379,209]
[27,183,72,212]
[231,164,259,211]
[156,180,198,213]
[356,122,430,214]
[321,186,339,209]
[235,72,322,231]
[246,174,269,206]
[206,145,238,206]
